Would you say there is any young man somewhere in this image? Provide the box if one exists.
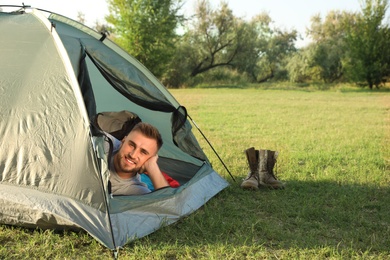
[109,122,169,195]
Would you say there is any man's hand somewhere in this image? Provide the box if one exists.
[141,155,169,190]
[141,154,158,173]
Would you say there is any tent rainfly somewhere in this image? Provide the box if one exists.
[0,7,229,250]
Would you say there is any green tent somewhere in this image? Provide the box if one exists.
[0,7,228,250]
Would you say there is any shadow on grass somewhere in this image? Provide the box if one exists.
[133,180,390,255]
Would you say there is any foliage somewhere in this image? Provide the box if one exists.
[160,40,193,88]
[233,13,297,83]
[306,11,357,83]
[186,67,250,87]
[291,2,390,88]
[183,0,240,77]
[344,0,390,89]
[164,0,250,87]
[169,1,297,86]
[286,46,318,83]
[98,0,390,88]
[106,0,183,78]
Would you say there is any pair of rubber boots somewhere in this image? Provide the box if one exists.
[241,147,284,190]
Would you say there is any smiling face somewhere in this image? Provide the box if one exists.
[113,129,158,179]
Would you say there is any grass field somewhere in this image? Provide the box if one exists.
[1,86,389,259]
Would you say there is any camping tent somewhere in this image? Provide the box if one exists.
[0,7,229,250]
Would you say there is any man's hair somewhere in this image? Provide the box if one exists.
[131,122,163,150]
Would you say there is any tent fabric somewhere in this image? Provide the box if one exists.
[0,7,229,250]
[0,10,104,208]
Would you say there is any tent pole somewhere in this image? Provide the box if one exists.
[92,134,119,251]
[188,114,236,183]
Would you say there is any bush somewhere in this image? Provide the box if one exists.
[184,67,251,88]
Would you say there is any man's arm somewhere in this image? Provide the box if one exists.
[142,155,169,190]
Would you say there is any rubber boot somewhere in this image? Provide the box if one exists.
[258,149,284,189]
[240,147,260,190]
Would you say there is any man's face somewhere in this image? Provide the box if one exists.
[113,130,158,178]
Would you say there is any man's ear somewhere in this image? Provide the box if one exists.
[121,136,127,144]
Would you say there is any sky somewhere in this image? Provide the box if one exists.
[1,0,362,46]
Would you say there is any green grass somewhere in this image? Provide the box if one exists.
[1,86,389,259]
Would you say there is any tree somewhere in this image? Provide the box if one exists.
[257,26,297,82]
[345,0,390,89]
[166,0,296,85]
[233,13,297,83]
[77,12,86,25]
[182,0,242,77]
[286,46,318,83]
[162,39,194,87]
[106,0,183,78]
[306,10,358,83]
